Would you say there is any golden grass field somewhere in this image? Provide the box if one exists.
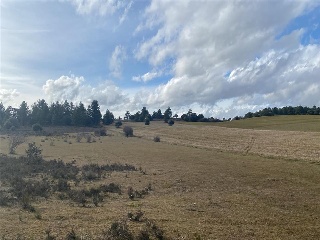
[1,116,320,239]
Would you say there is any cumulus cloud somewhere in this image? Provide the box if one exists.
[0,89,19,105]
[109,45,127,79]
[43,75,84,102]
[42,75,128,113]
[131,0,320,117]
[68,0,129,16]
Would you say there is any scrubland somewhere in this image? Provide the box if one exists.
[0,117,320,239]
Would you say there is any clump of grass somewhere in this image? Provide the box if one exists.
[153,136,161,142]
[76,133,83,142]
[86,134,92,143]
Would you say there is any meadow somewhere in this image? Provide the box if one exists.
[0,116,320,239]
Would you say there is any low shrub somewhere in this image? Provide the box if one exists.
[115,121,123,128]
[168,119,175,126]
[153,136,160,142]
[32,123,43,132]
[123,126,133,137]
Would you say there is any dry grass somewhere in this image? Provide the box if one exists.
[0,121,320,239]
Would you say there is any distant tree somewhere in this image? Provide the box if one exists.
[72,102,88,126]
[140,107,149,122]
[0,102,6,126]
[62,100,73,125]
[103,109,114,125]
[87,100,102,126]
[173,113,178,119]
[164,107,172,123]
[17,101,30,126]
[4,118,19,130]
[31,99,50,125]
[50,101,65,125]
[244,112,253,118]
[124,111,131,120]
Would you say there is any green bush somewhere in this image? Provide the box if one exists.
[168,119,175,126]
[32,123,43,132]
[115,120,123,128]
[26,142,42,160]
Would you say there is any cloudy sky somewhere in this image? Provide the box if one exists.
[1,0,320,118]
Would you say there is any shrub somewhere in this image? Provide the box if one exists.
[123,126,133,137]
[8,135,25,154]
[115,121,123,128]
[86,134,92,143]
[103,220,134,240]
[76,133,83,142]
[95,128,107,136]
[145,119,150,125]
[153,136,160,142]
[32,123,43,132]
[128,210,144,222]
[25,142,42,160]
[168,119,174,126]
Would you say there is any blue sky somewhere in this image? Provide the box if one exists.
[1,0,320,118]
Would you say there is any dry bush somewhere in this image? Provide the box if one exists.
[76,133,83,142]
[153,136,160,142]
[86,134,92,143]
[123,126,133,137]
[8,135,25,154]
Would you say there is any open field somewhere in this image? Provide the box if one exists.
[198,115,320,132]
[1,119,320,239]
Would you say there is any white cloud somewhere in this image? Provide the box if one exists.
[109,45,127,79]
[132,71,161,83]
[42,74,128,114]
[130,0,320,117]
[119,1,132,25]
[0,89,20,105]
[43,75,85,103]
[68,0,128,16]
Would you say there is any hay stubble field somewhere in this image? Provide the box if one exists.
[0,116,320,239]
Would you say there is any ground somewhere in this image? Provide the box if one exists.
[0,117,320,239]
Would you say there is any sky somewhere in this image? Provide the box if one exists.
[1,0,320,118]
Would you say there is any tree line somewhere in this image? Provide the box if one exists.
[240,105,320,120]
[0,100,179,130]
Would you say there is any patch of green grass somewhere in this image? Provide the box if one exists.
[182,115,320,132]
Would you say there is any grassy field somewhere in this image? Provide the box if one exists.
[1,119,320,239]
[186,115,320,132]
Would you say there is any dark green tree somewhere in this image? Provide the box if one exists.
[31,99,50,125]
[17,101,30,126]
[103,109,114,125]
[72,102,88,126]
[164,107,172,123]
[88,100,102,126]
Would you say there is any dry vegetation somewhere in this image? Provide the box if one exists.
[0,118,320,239]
